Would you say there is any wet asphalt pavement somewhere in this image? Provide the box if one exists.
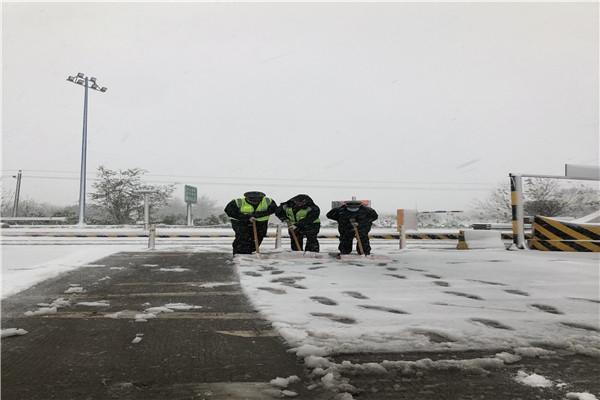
[2,251,599,400]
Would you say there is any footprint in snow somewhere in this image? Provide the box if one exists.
[467,279,507,286]
[504,289,530,297]
[469,318,514,330]
[445,291,483,300]
[271,276,305,284]
[257,287,286,295]
[358,305,409,315]
[310,312,356,324]
[411,329,456,343]
[385,274,406,279]
[560,322,600,332]
[271,276,307,289]
[530,304,563,315]
[310,296,338,306]
[567,297,600,304]
[342,291,370,300]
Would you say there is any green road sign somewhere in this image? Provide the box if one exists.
[184,185,197,204]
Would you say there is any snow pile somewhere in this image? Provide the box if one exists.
[193,281,238,288]
[64,284,86,294]
[1,328,28,338]
[131,333,144,344]
[134,313,156,322]
[37,297,71,308]
[77,300,110,307]
[566,393,599,400]
[515,370,554,388]
[24,307,57,316]
[270,375,300,388]
[158,267,189,272]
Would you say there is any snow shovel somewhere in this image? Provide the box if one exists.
[286,220,303,252]
[251,219,260,254]
[352,222,365,256]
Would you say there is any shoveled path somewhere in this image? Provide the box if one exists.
[1,251,330,400]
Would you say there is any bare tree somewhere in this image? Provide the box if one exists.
[473,178,599,221]
[472,183,513,222]
[89,166,175,224]
[1,189,15,217]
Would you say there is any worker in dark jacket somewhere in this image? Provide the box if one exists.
[224,191,277,255]
[326,200,378,255]
[275,194,321,252]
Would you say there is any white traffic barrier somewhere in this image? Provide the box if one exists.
[457,230,505,250]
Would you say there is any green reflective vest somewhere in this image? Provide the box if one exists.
[233,197,273,222]
[283,205,320,224]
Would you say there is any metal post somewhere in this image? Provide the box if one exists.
[134,189,156,231]
[187,203,192,226]
[77,77,89,226]
[509,174,526,249]
[399,225,406,250]
[148,224,156,250]
[144,193,150,230]
[12,170,22,217]
[275,224,282,249]
[67,73,107,226]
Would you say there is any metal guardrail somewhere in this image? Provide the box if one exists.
[1,217,68,222]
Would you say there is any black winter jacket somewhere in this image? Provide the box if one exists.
[224,198,277,221]
[326,205,378,231]
[274,195,320,228]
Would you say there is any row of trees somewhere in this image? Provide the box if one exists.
[1,166,228,226]
[473,178,599,222]
[2,167,598,225]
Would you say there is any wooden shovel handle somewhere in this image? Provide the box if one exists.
[352,223,365,255]
[252,219,260,254]
[287,221,302,251]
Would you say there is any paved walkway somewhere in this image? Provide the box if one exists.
[1,252,330,399]
[2,251,599,400]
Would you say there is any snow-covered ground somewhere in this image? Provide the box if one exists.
[2,227,599,399]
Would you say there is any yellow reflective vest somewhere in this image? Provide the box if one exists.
[283,205,320,224]
[233,198,273,222]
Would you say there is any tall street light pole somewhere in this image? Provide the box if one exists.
[67,72,107,226]
[12,170,22,217]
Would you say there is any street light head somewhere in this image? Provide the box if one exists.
[77,72,84,78]
[90,77,97,82]
[100,87,108,92]
[91,83,99,90]
[67,76,76,82]
[76,79,85,85]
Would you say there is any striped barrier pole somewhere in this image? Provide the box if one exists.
[509,174,526,249]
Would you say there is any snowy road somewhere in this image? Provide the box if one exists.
[1,230,599,399]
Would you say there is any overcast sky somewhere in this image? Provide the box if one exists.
[2,1,598,214]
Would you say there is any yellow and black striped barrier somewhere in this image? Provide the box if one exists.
[528,216,600,252]
[405,233,459,240]
[4,232,453,240]
[4,232,533,241]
